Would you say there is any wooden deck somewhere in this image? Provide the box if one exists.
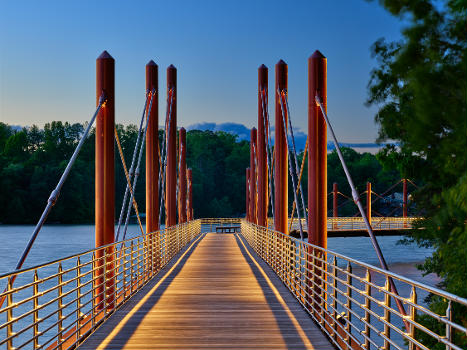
[78,233,333,350]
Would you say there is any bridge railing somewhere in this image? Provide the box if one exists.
[199,218,241,232]
[0,220,201,350]
[272,217,420,232]
[241,220,467,350]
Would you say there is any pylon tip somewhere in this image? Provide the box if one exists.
[310,50,326,59]
[98,50,113,60]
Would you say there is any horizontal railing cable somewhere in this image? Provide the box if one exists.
[0,94,106,309]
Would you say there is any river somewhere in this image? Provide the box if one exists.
[0,224,439,286]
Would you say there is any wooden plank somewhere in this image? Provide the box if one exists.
[78,233,333,350]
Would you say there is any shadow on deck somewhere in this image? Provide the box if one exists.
[78,233,333,349]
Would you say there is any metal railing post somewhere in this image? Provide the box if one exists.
[33,270,39,349]
[57,263,63,350]
[383,277,391,350]
[364,269,371,349]
[76,257,82,341]
[409,286,417,350]
[91,252,96,329]
[331,256,338,341]
[446,300,452,350]
[345,262,352,344]
[7,277,13,350]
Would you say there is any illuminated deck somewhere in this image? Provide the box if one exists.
[78,233,333,349]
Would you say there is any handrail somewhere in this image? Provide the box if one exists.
[0,220,202,350]
[282,216,420,232]
[241,220,467,350]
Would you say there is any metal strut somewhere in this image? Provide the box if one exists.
[315,95,409,324]
[115,92,150,241]
[121,88,156,241]
[0,94,106,308]
[278,89,304,239]
[283,92,307,221]
[114,127,144,236]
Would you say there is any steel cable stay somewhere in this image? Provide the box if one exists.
[277,88,304,239]
[114,127,144,235]
[260,89,275,222]
[156,90,171,225]
[289,136,308,233]
[0,94,106,309]
[121,88,156,242]
[282,90,307,221]
[315,95,410,326]
[279,89,309,236]
[115,91,150,241]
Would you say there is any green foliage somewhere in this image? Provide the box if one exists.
[326,148,401,216]
[186,130,249,217]
[367,0,467,346]
[0,122,402,224]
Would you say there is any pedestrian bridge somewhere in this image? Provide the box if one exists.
[1,219,465,350]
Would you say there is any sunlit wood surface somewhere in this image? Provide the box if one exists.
[78,233,333,349]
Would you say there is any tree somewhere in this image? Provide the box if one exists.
[367,0,467,346]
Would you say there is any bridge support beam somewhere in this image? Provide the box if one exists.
[367,182,372,225]
[145,60,159,273]
[308,51,327,248]
[187,168,193,220]
[257,65,268,227]
[274,60,288,234]
[249,128,257,224]
[246,168,250,221]
[166,65,177,227]
[178,128,187,223]
[308,51,327,318]
[146,61,159,232]
[95,51,115,310]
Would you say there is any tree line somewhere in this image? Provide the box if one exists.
[0,121,403,225]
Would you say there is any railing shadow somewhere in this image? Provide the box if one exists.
[233,234,317,350]
[83,233,205,350]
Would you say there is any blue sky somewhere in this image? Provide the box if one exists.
[0,0,404,143]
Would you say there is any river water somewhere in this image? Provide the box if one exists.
[0,224,438,285]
